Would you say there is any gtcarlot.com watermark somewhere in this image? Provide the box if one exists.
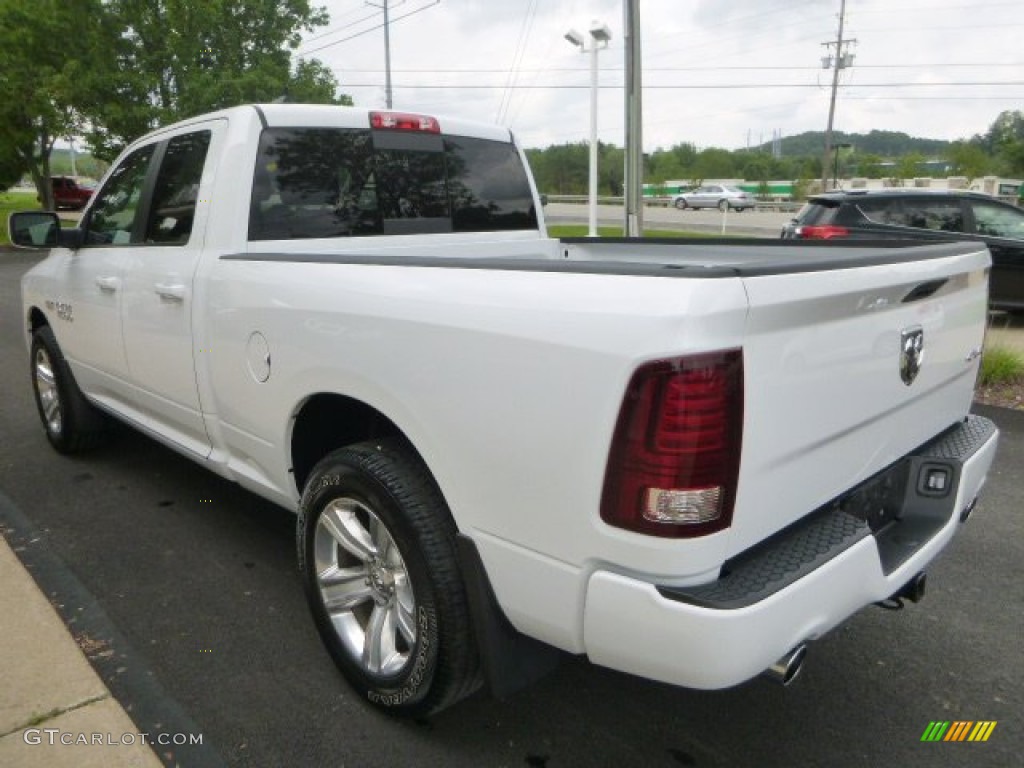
[23,728,203,747]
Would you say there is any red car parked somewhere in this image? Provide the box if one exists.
[47,176,94,210]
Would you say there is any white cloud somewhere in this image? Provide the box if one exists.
[304,0,1024,150]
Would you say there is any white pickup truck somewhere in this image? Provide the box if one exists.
[10,104,999,717]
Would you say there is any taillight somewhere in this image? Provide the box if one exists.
[601,351,743,538]
[796,224,849,239]
[370,111,441,133]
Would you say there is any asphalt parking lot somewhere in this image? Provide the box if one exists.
[0,249,1021,768]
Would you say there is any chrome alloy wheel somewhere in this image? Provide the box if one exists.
[34,346,62,436]
[313,497,417,677]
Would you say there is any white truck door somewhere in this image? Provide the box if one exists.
[59,144,157,399]
[120,122,222,458]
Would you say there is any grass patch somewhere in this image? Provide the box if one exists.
[1,189,42,246]
[980,344,1024,387]
[547,224,718,239]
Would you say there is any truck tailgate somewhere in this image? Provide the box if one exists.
[731,244,991,553]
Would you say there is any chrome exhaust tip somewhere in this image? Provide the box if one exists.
[763,644,808,687]
[876,571,927,610]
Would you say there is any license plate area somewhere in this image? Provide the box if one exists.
[837,459,910,533]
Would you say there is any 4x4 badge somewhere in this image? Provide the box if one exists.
[900,326,924,385]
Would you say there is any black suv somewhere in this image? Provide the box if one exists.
[781,189,1024,310]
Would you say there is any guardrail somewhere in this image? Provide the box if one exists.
[545,195,802,213]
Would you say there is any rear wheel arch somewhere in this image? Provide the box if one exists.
[291,392,425,495]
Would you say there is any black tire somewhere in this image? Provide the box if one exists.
[718,199,729,212]
[674,198,688,210]
[30,325,109,454]
[297,439,481,717]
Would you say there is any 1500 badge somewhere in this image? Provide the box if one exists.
[45,299,74,323]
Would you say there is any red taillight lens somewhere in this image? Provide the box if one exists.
[796,225,849,239]
[370,111,441,133]
[601,351,743,538]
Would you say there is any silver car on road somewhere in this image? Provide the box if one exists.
[672,184,752,211]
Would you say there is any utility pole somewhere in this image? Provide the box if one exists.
[367,0,395,108]
[821,0,855,192]
[623,0,643,237]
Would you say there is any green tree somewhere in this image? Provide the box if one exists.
[889,152,926,186]
[647,142,699,182]
[599,143,624,196]
[0,0,101,208]
[741,153,771,185]
[690,148,736,184]
[1001,141,1024,177]
[854,153,884,178]
[0,148,23,193]
[945,141,990,184]
[80,0,347,160]
[525,143,588,194]
[974,110,1024,152]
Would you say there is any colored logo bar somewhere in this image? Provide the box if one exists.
[921,721,997,742]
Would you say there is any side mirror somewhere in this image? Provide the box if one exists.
[9,211,60,248]
[8,211,82,249]
[540,194,549,207]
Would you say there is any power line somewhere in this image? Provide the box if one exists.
[333,62,1024,73]
[336,81,1024,89]
[302,8,382,44]
[496,0,539,124]
[299,1,438,56]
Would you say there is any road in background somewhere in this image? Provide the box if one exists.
[544,202,795,237]
[0,250,1020,768]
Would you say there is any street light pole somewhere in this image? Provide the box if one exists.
[588,38,599,238]
[565,22,611,238]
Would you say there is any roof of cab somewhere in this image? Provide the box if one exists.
[254,103,514,143]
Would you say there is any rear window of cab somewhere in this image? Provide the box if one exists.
[249,127,538,240]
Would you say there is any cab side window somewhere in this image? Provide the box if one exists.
[85,145,155,245]
[146,131,212,244]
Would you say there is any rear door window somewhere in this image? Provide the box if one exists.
[900,198,964,233]
[969,200,1024,239]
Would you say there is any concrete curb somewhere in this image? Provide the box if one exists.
[0,491,225,768]
[0,536,163,767]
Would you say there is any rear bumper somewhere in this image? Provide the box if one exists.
[582,416,999,689]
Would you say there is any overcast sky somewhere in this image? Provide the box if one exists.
[298,0,1023,152]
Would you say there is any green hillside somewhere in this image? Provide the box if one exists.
[756,130,951,159]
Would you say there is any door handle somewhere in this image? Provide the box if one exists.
[154,282,187,302]
[95,276,120,292]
